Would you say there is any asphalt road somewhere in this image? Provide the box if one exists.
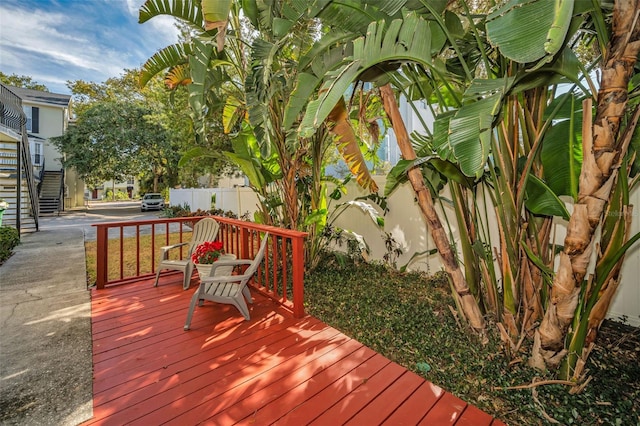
[39,201,167,240]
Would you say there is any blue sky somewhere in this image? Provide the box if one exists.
[0,0,180,95]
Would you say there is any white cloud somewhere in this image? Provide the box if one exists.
[0,0,180,94]
[125,0,141,16]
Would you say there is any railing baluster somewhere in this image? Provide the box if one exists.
[272,237,278,297]
[292,234,305,318]
[151,224,156,273]
[281,237,288,303]
[119,227,124,280]
[96,226,108,289]
[136,225,140,276]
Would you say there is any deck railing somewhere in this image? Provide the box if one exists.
[93,216,308,318]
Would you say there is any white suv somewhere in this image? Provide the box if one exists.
[141,193,165,212]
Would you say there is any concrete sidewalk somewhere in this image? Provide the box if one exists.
[0,227,93,425]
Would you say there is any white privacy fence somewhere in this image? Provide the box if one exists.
[172,180,640,326]
[332,176,639,327]
[169,187,260,218]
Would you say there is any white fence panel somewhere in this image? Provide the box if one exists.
[331,176,640,327]
[170,180,639,325]
[169,187,260,219]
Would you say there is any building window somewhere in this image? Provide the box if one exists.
[31,142,43,166]
[23,106,39,133]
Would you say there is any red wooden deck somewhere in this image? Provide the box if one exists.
[82,276,506,425]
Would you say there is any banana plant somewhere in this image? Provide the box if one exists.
[310,0,640,380]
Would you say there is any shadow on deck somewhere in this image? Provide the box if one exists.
[81,275,506,425]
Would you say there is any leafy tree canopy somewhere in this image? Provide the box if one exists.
[0,72,48,91]
[51,101,171,189]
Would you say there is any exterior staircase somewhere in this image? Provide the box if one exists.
[0,142,39,232]
[0,84,39,233]
[39,170,63,215]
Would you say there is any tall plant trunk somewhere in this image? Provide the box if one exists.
[379,84,485,333]
[533,0,640,371]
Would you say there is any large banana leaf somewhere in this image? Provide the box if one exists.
[284,43,353,129]
[139,0,203,26]
[540,94,583,199]
[486,0,574,64]
[188,37,216,140]
[432,93,502,177]
[223,125,281,190]
[300,13,435,136]
[140,43,193,87]
[327,98,379,192]
[202,0,232,23]
[164,63,192,89]
[315,0,408,35]
[524,175,570,219]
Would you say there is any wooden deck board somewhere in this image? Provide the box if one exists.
[82,278,504,425]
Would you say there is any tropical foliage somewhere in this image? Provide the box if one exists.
[301,0,640,382]
[139,0,640,389]
[138,0,383,268]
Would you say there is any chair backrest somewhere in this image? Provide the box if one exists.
[187,218,220,255]
[244,232,270,277]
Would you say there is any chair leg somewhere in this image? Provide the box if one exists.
[183,264,194,290]
[153,267,162,287]
[184,290,200,330]
[233,296,251,320]
[241,286,253,304]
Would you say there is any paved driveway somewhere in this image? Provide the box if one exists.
[40,201,168,240]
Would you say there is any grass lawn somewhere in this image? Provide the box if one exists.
[85,239,639,425]
[84,231,192,284]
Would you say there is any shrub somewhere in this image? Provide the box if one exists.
[104,189,130,201]
[162,204,238,219]
[0,226,20,264]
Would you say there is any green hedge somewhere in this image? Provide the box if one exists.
[0,226,20,264]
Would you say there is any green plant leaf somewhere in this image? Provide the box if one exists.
[139,0,203,27]
[486,0,558,64]
[385,159,414,196]
[524,175,570,220]
[140,43,193,87]
[300,13,434,136]
[434,94,501,177]
[541,94,583,199]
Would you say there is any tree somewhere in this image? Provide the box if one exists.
[295,1,486,332]
[306,0,640,380]
[51,101,172,190]
[0,72,48,91]
[138,0,380,269]
[66,69,218,192]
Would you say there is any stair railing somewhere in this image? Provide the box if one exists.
[19,127,39,229]
[58,168,65,214]
[37,158,45,195]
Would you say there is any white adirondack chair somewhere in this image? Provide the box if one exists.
[153,217,220,290]
[184,232,270,330]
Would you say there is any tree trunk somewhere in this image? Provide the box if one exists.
[535,0,640,370]
[379,84,485,333]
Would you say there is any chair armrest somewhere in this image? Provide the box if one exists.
[160,242,188,252]
[159,242,189,261]
[199,259,253,282]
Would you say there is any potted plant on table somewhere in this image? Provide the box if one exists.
[191,241,236,277]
